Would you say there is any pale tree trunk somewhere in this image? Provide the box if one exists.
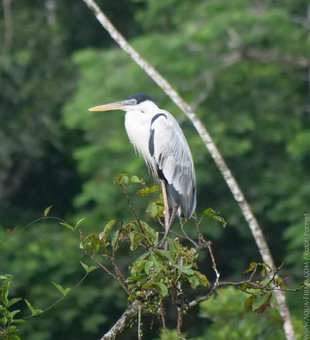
[2,0,13,55]
[81,1,296,339]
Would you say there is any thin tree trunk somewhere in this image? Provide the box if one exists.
[82,1,296,339]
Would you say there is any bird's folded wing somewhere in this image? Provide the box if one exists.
[149,112,196,217]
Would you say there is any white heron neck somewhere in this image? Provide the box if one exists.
[124,106,155,172]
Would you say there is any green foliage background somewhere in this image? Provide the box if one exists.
[0,0,308,339]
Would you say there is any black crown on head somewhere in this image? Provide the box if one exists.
[126,93,154,104]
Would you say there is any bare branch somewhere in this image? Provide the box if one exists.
[206,241,220,288]
[81,1,296,339]
[188,240,220,309]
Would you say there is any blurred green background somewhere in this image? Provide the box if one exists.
[0,0,309,339]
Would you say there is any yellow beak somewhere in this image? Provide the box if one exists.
[88,99,136,112]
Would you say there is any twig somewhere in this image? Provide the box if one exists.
[180,220,199,249]
[110,256,127,286]
[90,255,129,294]
[0,216,69,248]
[188,282,301,309]
[203,240,220,300]
[81,1,296,339]
[206,242,220,281]
[137,304,142,340]
[219,280,301,292]
[119,182,146,240]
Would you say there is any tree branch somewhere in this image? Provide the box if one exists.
[98,268,300,340]
[81,1,296,339]
[99,301,139,340]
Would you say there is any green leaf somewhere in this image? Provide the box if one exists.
[155,249,174,263]
[43,205,53,217]
[130,231,142,251]
[137,185,160,197]
[130,175,140,183]
[80,261,89,272]
[244,262,257,273]
[175,264,195,276]
[74,217,86,230]
[146,201,158,218]
[196,272,210,287]
[188,275,200,288]
[167,238,177,252]
[157,282,168,297]
[7,298,22,307]
[1,316,8,326]
[81,234,102,253]
[244,295,257,310]
[51,282,71,297]
[7,309,21,320]
[8,325,17,334]
[25,299,42,316]
[111,230,120,250]
[131,260,148,275]
[144,261,154,275]
[8,335,21,340]
[0,274,12,280]
[113,174,129,185]
[203,208,227,228]
[260,263,271,276]
[59,222,74,231]
[150,253,162,272]
[80,261,99,274]
[101,219,116,239]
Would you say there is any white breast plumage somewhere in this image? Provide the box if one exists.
[125,109,156,174]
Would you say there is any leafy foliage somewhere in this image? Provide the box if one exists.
[78,175,210,317]
[0,275,24,340]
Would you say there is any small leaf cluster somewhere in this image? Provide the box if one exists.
[203,208,227,228]
[114,174,163,221]
[80,218,158,255]
[0,275,41,340]
[128,238,210,312]
[242,262,283,314]
[0,275,23,340]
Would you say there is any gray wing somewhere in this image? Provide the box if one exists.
[148,112,196,218]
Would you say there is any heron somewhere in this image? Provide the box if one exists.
[88,93,196,241]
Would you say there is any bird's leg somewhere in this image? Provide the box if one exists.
[161,180,170,236]
[168,206,178,230]
[157,180,171,250]
[159,181,179,249]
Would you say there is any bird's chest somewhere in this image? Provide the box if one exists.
[125,111,152,161]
